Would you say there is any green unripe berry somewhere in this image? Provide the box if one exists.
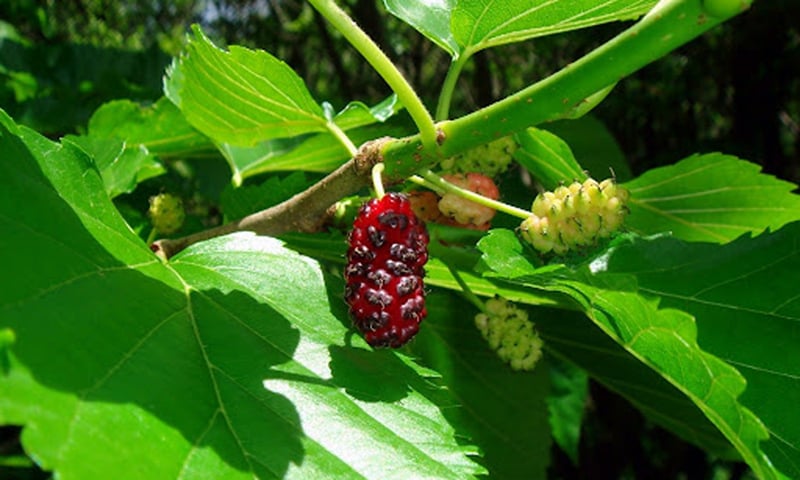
[519,177,628,255]
[440,136,518,177]
[148,193,185,235]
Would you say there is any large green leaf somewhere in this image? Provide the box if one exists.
[623,153,800,243]
[451,0,658,55]
[165,25,328,146]
[603,227,800,479]
[0,110,483,479]
[385,0,657,58]
[476,229,778,479]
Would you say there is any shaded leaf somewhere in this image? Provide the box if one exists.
[220,171,310,221]
[623,153,800,243]
[165,25,327,146]
[409,293,552,479]
[64,134,164,198]
[86,98,215,158]
[546,357,588,464]
[0,110,484,479]
[476,230,777,479]
[222,105,411,183]
[602,226,800,479]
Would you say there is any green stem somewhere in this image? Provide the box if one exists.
[435,55,470,121]
[382,0,738,177]
[146,227,158,245]
[308,0,438,148]
[371,163,386,198]
[413,170,531,220]
[446,264,487,313]
[326,121,358,156]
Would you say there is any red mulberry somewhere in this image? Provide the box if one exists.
[345,193,429,348]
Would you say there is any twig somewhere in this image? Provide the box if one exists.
[151,138,387,259]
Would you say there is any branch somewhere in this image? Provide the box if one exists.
[151,138,387,259]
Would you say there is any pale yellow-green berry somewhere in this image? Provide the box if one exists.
[148,193,185,235]
[474,297,543,371]
[440,136,518,177]
[519,177,628,255]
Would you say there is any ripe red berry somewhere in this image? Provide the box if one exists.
[345,193,429,348]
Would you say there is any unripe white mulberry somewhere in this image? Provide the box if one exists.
[474,297,543,371]
[148,193,185,235]
[440,136,517,177]
[519,177,628,254]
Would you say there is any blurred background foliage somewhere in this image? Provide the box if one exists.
[0,1,796,479]
[1,0,798,181]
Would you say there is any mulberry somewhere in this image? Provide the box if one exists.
[474,297,543,371]
[345,193,429,348]
[520,177,628,255]
[148,193,185,235]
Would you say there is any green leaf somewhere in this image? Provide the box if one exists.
[476,230,778,479]
[86,98,215,159]
[409,292,552,479]
[546,357,588,464]
[329,95,403,131]
[165,25,327,146]
[382,0,459,56]
[602,226,800,479]
[514,127,587,190]
[623,153,800,243]
[451,0,658,56]
[220,171,310,221]
[221,101,410,183]
[542,115,632,182]
[64,134,164,198]
[0,110,484,479]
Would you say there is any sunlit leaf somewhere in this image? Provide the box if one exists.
[0,110,484,479]
[452,0,658,55]
[165,25,327,146]
[624,153,800,243]
[514,127,587,190]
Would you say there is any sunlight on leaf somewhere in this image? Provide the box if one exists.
[452,0,657,56]
[0,110,484,479]
[165,25,327,146]
[624,153,800,243]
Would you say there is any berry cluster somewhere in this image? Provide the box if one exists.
[345,193,429,348]
[439,136,517,178]
[408,173,500,230]
[148,193,185,235]
[474,297,543,371]
[519,178,628,255]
